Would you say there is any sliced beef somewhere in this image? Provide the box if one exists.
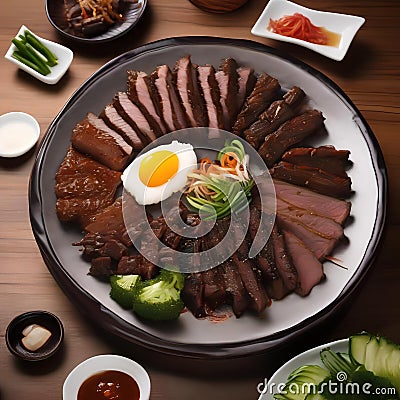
[197,64,224,129]
[215,58,239,130]
[55,147,121,225]
[271,161,352,199]
[276,198,344,241]
[231,221,270,313]
[127,70,167,136]
[174,55,208,127]
[74,231,128,261]
[248,205,289,300]
[270,224,298,292]
[236,66,256,112]
[281,146,351,178]
[89,257,114,278]
[201,265,227,311]
[282,230,325,297]
[117,255,158,280]
[71,112,132,171]
[258,110,325,168]
[273,179,351,225]
[100,103,144,150]
[243,86,306,149]
[113,91,157,144]
[282,86,307,110]
[276,214,337,261]
[232,73,281,136]
[152,64,189,131]
[222,261,249,317]
[182,273,206,318]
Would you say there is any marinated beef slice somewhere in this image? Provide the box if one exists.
[174,55,208,127]
[197,64,224,129]
[100,103,145,150]
[236,66,256,112]
[127,70,167,136]
[282,230,325,297]
[113,91,157,144]
[71,113,132,171]
[117,255,158,280]
[152,64,189,131]
[243,86,306,149]
[258,110,325,168]
[271,161,352,199]
[273,179,351,225]
[282,146,351,178]
[215,58,239,131]
[232,73,281,136]
[55,147,121,225]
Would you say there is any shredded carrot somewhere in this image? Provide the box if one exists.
[220,152,239,169]
[268,13,328,45]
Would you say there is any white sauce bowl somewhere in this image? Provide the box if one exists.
[0,112,40,158]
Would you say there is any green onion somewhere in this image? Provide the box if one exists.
[24,30,58,67]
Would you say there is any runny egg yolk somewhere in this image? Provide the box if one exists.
[139,150,179,187]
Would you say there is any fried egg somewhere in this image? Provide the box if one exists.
[122,141,197,205]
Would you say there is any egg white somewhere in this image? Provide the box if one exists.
[122,141,197,205]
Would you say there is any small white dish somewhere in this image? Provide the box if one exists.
[63,354,151,400]
[258,339,348,399]
[0,112,40,158]
[4,25,73,84]
[251,0,365,61]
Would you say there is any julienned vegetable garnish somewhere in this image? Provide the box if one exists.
[274,332,400,400]
[185,140,254,219]
[11,30,58,76]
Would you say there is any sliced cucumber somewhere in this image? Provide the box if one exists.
[349,332,400,393]
[274,365,330,400]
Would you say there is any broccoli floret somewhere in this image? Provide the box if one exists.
[132,270,185,321]
[110,275,141,309]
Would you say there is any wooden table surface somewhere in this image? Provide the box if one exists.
[1,0,399,399]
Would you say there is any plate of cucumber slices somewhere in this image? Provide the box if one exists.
[259,332,400,400]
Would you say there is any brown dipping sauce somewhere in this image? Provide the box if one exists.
[78,370,140,400]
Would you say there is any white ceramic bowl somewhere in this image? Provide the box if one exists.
[63,354,151,400]
[251,0,365,61]
[0,112,40,158]
[4,25,73,84]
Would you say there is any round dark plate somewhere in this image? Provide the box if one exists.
[29,37,387,359]
[46,0,147,43]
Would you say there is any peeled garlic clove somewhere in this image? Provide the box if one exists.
[21,325,52,351]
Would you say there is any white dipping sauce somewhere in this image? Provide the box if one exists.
[0,112,40,157]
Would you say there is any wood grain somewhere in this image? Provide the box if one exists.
[1,1,400,399]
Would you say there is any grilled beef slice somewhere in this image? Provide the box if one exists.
[243,86,306,149]
[258,109,325,168]
[282,230,325,297]
[127,70,167,136]
[100,104,145,150]
[197,64,224,129]
[276,198,344,241]
[182,273,206,318]
[276,214,338,261]
[273,179,351,225]
[117,255,158,280]
[174,55,208,127]
[113,91,157,144]
[55,147,122,225]
[89,257,114,278]
[270,224,298,293]
[271,161,352,199]
[281,146,351,178]
[152,64,189,131]
[236,66,256,112]
[201,266,227,311]
[232,73,281,136]
[215,58,239,130]
[71,113,132,171]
